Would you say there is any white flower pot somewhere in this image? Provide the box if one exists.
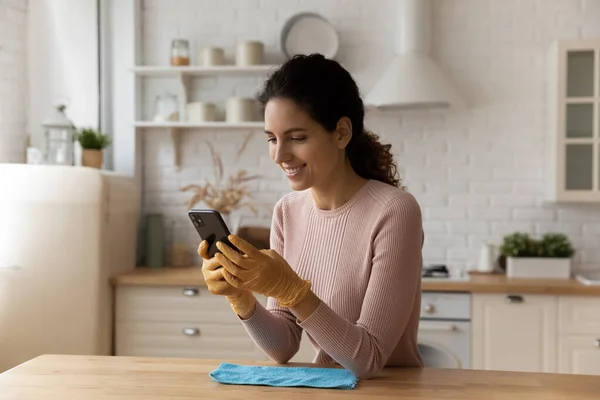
[506,257,571,279]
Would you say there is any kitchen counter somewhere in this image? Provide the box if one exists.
[421,273,600,296]
[112,266,207,287]
[111,267,600,296]
[1,354,599,399]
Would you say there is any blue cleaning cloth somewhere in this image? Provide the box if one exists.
[209,362,358,389]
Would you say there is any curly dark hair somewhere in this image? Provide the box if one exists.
[256,53,401,188]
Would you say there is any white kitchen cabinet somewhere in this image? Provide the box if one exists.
[115,285,269,361]
[558,296,600,334]
[558,335,600,375]
[115,285,315,362]
[472,293,557,373]
[558,296,600,375]
[547,39,600,202]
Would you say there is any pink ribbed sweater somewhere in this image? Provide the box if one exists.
[240,179,424,379]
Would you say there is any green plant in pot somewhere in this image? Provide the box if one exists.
[75,128,111,169]
[499,232,574,279]
[539,233,575,258]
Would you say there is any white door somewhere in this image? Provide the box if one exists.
[472,293,558,373]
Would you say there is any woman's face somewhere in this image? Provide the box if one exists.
[264,97,345,191]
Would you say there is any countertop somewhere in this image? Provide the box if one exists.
[112,266,208,287]
[1,354,599,399]
[111,267,600,296]
[421,273,600,296]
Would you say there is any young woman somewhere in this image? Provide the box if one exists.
[198,54,424,379]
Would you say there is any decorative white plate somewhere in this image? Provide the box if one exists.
[281,12,339,59]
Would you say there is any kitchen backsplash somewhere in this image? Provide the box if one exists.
[141,0,600,273]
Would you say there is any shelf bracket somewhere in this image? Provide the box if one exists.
[178,73,192,121]
[170,128,181,170]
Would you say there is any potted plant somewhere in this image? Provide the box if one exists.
[75,127,111,169]
[500,232,574,279]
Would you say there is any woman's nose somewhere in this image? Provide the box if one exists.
[273,143,291,163]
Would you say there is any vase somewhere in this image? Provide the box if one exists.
[82,149,103,168]
[145,213,165,268]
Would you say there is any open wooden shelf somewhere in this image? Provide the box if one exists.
[132,65,272,171]
[134,121,264,129]
[134,121,263,170]
[131,65,278,77]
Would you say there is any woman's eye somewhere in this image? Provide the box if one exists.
[292,137,306,142]
[267,137,276,143]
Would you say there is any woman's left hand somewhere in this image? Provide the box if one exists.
[215,235,311,308]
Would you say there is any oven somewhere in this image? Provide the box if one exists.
[418,291,471,369]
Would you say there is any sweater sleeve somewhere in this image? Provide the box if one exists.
[298,193,423,379]
[239,198,304,364]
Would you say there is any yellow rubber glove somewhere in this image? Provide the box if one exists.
[215,235,311,308]
[198,240,256,317]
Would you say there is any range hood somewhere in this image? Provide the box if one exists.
[364,0,465,110]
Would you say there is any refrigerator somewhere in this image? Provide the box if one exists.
[0,164,141,372]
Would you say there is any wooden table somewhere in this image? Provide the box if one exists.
[1,355,599,399]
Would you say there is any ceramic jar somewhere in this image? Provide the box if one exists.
[235,41,264,66]
[225,97,258,122]
[200,47,225,66]
[186,102,216,123]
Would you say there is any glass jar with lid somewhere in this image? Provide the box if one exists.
[170,39,190,66]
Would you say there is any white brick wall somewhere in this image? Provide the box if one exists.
[141,0,600,273]
[0,0,27,163]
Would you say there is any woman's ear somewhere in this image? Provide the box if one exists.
[335,117,353,149]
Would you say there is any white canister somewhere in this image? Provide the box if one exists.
[186,102,216,123]
[225,97,257,122]
[235,41,264,66]
[200,47,225,66]
[477,243,498,273]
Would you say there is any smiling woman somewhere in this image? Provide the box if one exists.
[198,54,424,380]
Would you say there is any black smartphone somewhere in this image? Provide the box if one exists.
[188,209,240,258]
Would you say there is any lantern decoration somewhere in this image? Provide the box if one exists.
[42,104,75,165]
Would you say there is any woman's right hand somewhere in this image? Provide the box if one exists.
[198,240,257,318]
[198,240,245,297]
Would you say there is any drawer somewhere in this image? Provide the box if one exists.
[116,286,233,323]
[420,292,471,320]
[115,321,266,360]
[559,296,600,334]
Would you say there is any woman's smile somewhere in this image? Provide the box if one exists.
[283,164,306,178]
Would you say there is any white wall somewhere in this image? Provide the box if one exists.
[27,0,99,148]
[138,0,600,273]
[0,0,28,163]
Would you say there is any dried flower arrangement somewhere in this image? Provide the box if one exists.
[181,132,260,215]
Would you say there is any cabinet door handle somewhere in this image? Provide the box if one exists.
[182,327,200,336]
[419,323,457,331]
[424,304,436,314]
[182,287,199,297]
[505,295,524,304]
[595,339,600,347]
